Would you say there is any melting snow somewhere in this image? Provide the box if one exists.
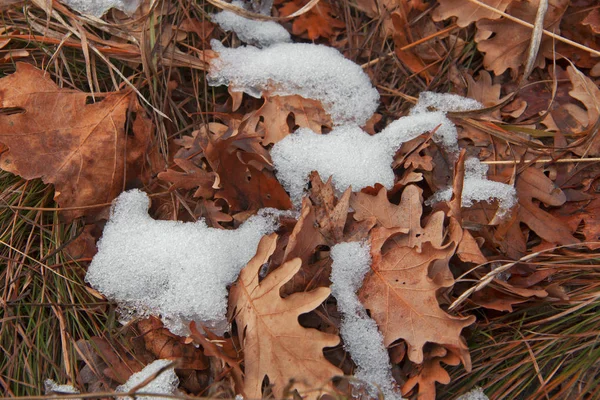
[208,40,380,126]
[330,242,403,400]
[85,189,283,336]
[456,387,489,400]
[59,0,141,17]
[44,380,79,398]
[116,359,179,400]
[212,2,291,47]
[426,157,517,217]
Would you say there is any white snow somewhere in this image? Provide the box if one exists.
[116,359,179,400]
[456,387,489,400]
[330,242,403,400]
[85,189,283,336]
[426,157,517,217]
[212,2,291,47]
[410,92,483,115]
[271,108,461,205]
[44,380,79,398]
[59,0,141,17]
[208,40,379,126]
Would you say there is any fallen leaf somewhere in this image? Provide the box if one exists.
[137,317,208,370]
[202,135,292,212]
[355,185,475,366]
[402,346,461,400]
[278,0,345,40]
[194,199,233,228]
[158,158,217,198]
[0,62,150,220]
[229,234,342,399]
[247,95,332,145]
[433,0,513,27]
[475,0,569,76]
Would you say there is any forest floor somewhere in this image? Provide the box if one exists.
[1,0,600,399]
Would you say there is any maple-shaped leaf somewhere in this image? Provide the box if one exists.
[354,185,475,365]
[158,158,217,198]
[278,0,345,40]
[476,0,568,76]
[246,95,332,145]
[433,0,513,27]
[229,234,342,400]
[0,63,150,220]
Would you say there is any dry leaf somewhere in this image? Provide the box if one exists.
[0,62,150,220]
[433,0,513,27]
[248,95,331,145]
[278,0,345,40]
[402,346,461,400]
[229,234,342,399]
[475,0,568,76]
[158,158,217,198]
[355,185,475,365]
[202,135,292,212]
[137,318,209,370]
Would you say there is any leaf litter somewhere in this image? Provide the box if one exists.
[2,0,600,399]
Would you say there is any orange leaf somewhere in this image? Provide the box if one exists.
[0,63,151,220]
[228,234,342,399]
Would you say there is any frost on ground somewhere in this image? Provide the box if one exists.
[208,40,379,126]
[426,157,517,217]
[330,242,403,400]
[116,359,179,400]
[410,92,483,115]
[455,387,489,400]
[59,0,141,17]
[85,190,282,336]
[44,380,79,398]
[212,1,291,47]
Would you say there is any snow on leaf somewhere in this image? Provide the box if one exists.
[0,62,151,221]
[228,234,342,400]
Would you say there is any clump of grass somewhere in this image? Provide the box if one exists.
[0,172,125,396]
[447,254,600,399]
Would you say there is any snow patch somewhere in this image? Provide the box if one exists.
[44,380,80,398]
[59,0,141,17]
[330,242,403,400]
[426,157,517,217]
[411,92,484,115]
[456,387,489,400]
[86,189,282,336]
[271,109,461,205]
[208,40,379,126]
[212,2,291,47]
[117,359,179,400]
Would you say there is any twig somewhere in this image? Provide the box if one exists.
[481,157,600,165]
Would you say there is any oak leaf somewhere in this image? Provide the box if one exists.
[228,234,342,400]
[433,0,513,27]
[402,345,461,400]
[354,185,475,365]
[475,0,568,76]
[0,62,150,220]
[137,317,208,370]
[247,95,332,145]
[202,135,292,212]
[278,0,345,40]
[158,158,217,198]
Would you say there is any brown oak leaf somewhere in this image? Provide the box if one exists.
[137,317,208,370]
[433,0,513,27]
[278,0,345,40]
[158,158,217,198]
[354,185,475,365]
[475,0,568,76]
[246,95,332,145]
[228,234,342,400]
[402,345,461,400]
[0,62,151,220]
